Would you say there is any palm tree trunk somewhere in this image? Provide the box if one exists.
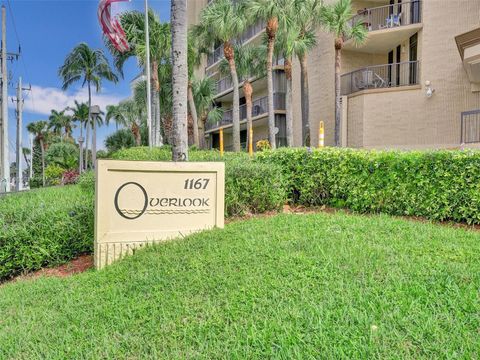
[225,41,240,152]
[87,81,93,168]
[152,61,163,147]
[299,54,310,146]
[187,82,199,147]
[266,17,278,150]
[132,123,141,146]
[171,0,189,161]
[285,58,294,147]
[40,139,45,187]
[84,121,90,169]
[198,117,206,149]
[334,44,342,147]
[79,121,84,173]
[244,80,253,153]
[90,83,97,168]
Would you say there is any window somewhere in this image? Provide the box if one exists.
[409,33,418,84]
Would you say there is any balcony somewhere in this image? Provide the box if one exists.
[341,61,420,96]
[213,57,285,96]
[344,1,422,53]
[206,93,286,131]
[206,20,266,68]
[461,110,480,144]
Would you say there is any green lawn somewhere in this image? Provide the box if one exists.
[1,212,479,359]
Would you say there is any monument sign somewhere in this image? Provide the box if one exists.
[95,160,225,269]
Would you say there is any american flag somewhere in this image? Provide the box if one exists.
[98,0,130,53]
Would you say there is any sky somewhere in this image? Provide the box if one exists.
[3,0,171,162]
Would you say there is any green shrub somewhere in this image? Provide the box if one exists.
[0,186,94,281]
[45,164,65,186]
[257,147,480,224]
[225,160,287,216]
[77,171,95,192]
[45,142,79,170]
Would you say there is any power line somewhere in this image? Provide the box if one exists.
[5,0,35,113]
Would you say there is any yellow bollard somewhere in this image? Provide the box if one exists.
[248,126,253,157]
[318,121,325,148]
[219,128,224,157]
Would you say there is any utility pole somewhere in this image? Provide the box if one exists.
[13,77,30,191]
[0,5,18,192]
[0,5,8,192]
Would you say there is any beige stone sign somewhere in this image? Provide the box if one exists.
[95,160,225,269]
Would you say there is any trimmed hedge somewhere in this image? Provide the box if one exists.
[0,185,94,281]
[257,147,480,224]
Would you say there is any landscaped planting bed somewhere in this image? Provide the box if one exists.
[0,212,479,358]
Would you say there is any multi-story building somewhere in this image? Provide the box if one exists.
[188,0,480,150]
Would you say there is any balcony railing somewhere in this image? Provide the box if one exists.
[461,110,480,144]
[206,20,266,67]
[214,57,286,95]
[206,93,286,131]
[350,0,422,33]
[341,61,420,96]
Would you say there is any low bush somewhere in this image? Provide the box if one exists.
[257,147,480,224]
[45,164,65,186]
[0,185,94,281]
[225,160,287,216]
[77,171,95,192]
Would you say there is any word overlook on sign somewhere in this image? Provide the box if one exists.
[95,160,225,269]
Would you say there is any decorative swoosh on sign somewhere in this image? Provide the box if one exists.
[120,209,211,215]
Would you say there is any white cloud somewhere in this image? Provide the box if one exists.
[21,85,126,116]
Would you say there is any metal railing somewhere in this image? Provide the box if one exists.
[341,61,420,96]
[349,0,422,33]
[207,44,224,67]
[461,110,480,144]
[206,93,286,131]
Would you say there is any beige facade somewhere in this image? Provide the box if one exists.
[188,0,480,150]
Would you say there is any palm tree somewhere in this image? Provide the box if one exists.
[195,0,246,152]
[192,77,224,149]
[109,10,170,147]
[321,0,366,146]
[68,100,89,171]
[58,43,118,167]
[292,0,321,146]
[171,0,189,161]
[106,100,144,146]
[49,109,74,140]
[245,0,293,149]
[26,121,48,186]
[187,34,203,147]
[277,24,316,147]
[219,44,265,152]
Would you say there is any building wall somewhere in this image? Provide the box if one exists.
[190,0,480,150]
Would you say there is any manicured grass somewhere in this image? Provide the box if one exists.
[0,212,479,358]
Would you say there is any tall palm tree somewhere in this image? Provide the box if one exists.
[68,100,89,170]
[195,0,246,152]
[26,121,48,186]
[219,44,265,152]
[321,0,366,146]
[192,77,223,149]
[49,109,74,140]
[108,10,170,147]
[58,43,118,167]
[245,0,293,149]
[293,0,321,146]
[277,24,316,147]
[22,147,31,179]
[187,33,203,147]
[171,0,188,161]
[106,100,145,146]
